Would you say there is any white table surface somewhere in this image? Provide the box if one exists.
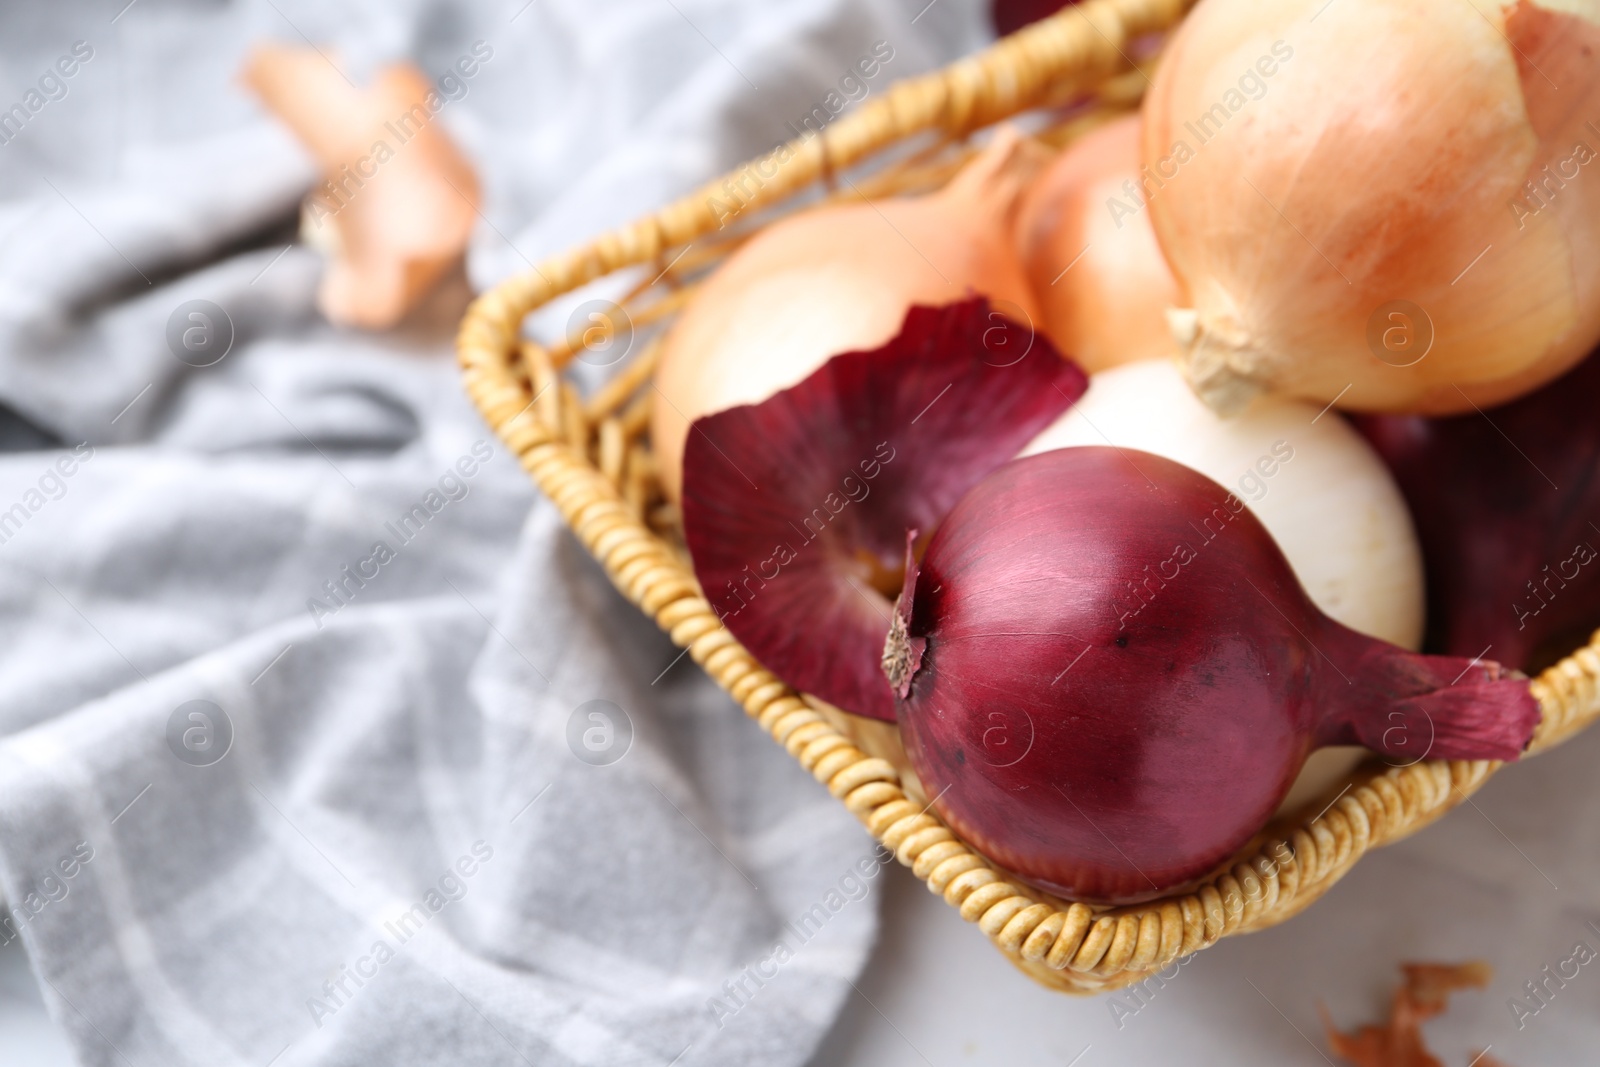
[808,722,1600,1066]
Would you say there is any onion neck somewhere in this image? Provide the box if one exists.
[1307,616,1539,764]
[882,610,915,696]
[1177,309,1266,417]
[940,126,1051,224]
[884,534,929,701]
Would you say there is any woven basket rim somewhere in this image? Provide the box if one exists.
[454,0,1600,993]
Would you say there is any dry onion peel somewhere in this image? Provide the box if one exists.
[682,298,1086,722]
[1144,0,1600,415]
[241,46,480,329]
[1322,961,1501,1067]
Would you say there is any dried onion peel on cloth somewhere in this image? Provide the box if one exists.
[1354,347,1600,669]
[885,448,1538,904]
[681,299,1086,723]
[241,46,480,329]
[652,128,1049,503]
[1143,0,1600,416]
[1015,114,1184,372]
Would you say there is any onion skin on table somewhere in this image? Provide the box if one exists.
[1354,348,1600,669]
[887,448,1539,904]
[682,298,1086,723]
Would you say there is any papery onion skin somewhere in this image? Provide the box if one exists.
[653,130,1048,502]
[1023,360,1424,650]
[683,298,1086,722]
[1143,0,1600,415]
[241,47,479,329]
[888,448,1539,904]
[1354,349,1600,669]
[1016,115,1184,373]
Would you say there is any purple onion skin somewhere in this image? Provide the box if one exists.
[888,448,1539,904]
[1354,350,1600,669]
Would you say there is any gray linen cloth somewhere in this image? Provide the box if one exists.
[0,2,990,1064]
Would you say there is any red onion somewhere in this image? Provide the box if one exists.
[682,298,1086,722]
[991,0,1079,36]
[1353,349,1600,669]
[884,447,1539,904]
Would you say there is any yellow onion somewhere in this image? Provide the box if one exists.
[653,129,1048,502]
[1144,0,1600,415]
[1015,114,1183,372]
[1023,359,1427,811]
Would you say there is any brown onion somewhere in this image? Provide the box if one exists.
[1144,0,1600,415]
[1016,114,1183,372]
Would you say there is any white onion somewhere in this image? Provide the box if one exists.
[1023,359,1423,648]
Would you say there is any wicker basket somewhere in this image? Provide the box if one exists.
[456,0,1600,993]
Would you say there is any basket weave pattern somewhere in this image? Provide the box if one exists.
[457,0,1600,992]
